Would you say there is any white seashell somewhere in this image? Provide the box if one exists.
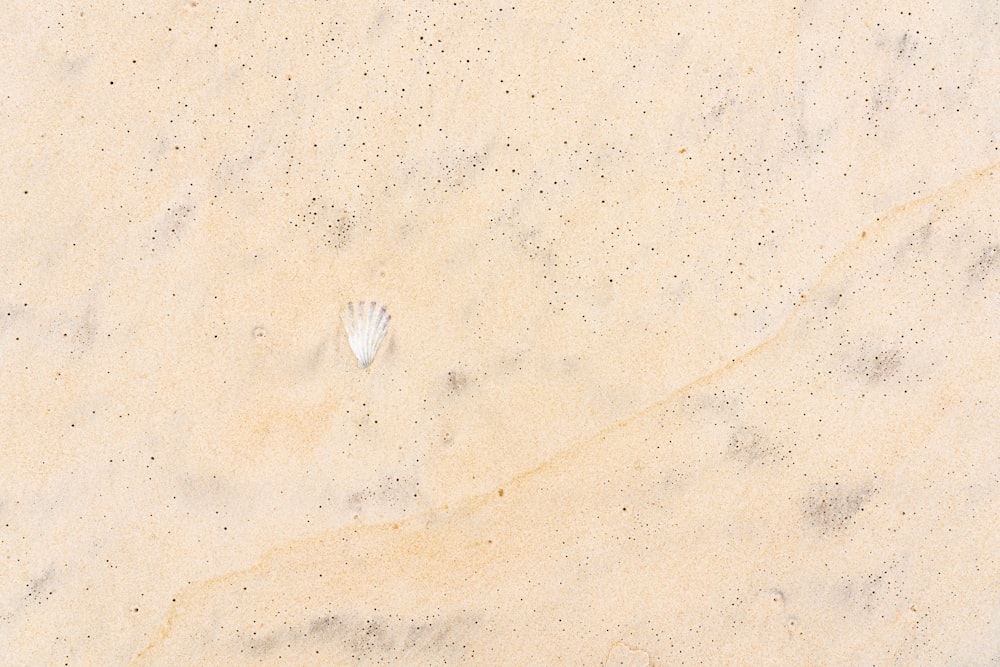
[341,300,390,369]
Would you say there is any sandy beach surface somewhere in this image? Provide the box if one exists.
[2,1,999,664]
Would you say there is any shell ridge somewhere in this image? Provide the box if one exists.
[365,301,378,366]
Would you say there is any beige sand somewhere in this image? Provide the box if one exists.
[2,1,999,665]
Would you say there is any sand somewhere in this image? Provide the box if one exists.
[2,1,999,664]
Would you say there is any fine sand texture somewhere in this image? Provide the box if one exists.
[2,1,999,665]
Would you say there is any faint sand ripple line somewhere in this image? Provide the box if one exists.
[132,162,999,664]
